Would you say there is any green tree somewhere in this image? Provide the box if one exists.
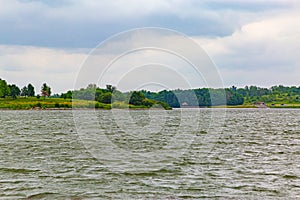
[41,83,51,98]
[106,84,116,93]
[61,90,72,99]
[27,83,35,97]
[0,79,10,98]
[9,84,20,99]
[112,90,125,102]
[129,91,145,105]
[21,86,28,97]
[98,92,112,104]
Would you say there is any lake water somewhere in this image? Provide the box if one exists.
[0,109,299,199]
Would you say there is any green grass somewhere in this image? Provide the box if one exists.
[0,97,111,110]
[267,103,300,108]
[0,97,172,110]
[212,104,256,108]
[2,97,299,110]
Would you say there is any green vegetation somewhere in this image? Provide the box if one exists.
[235,85,300,107]
[141,88,243,107]
[41,83,51,98]
[1,77,300,109]
[21,83,35,97]
[8,84,20,99]
[62,84,172,110]
[0,79,10,98]
[141,85,300,108]
[0,97,111,110]
[0,79,171,110]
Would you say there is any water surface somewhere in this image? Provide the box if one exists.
[0,109,299,199]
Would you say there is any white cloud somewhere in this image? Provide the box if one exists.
[0,45,87,93]
[1,0,297,48]
[75,29,224,92]
[1,0,300,91]
[195,10,300,87]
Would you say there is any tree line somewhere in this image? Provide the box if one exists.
[2,77,300,107]
[0,78,51,99]
[62,84,300,107]
[140,88,244,107]
[146,85,300,107]
[61,84,171,109]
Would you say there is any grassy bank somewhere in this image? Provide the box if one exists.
[1,97,299,110]
[0,97,172,110]
[207,103,300,109]
[0,97,109,110]
[266,103,300,108]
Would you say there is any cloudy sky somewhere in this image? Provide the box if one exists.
[0,0,299,93]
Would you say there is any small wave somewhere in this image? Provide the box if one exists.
[122,167,182,177]
[282,174,299,179]
[25,192,58,199]
[0,167,40,174]
[25,192,85,200]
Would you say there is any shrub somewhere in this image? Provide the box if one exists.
[36,102,42,108]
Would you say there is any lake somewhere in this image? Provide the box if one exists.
[0,109,299,199]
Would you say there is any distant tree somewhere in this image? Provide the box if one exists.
[21,86,28,97]
[226,89,244,105]
[41,83,51,99]
[230,85,237,91]
[112,90,125,102]
[98,92,112,104]
[61,90,72,99]
[9,84,20,99]
[47,86,51,97]
[27,84,35,97]
[0,79,10,98]
[129,91,145,105]
[87,84,97,89]
[106,85,116,93]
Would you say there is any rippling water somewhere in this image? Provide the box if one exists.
[0,109,299,199]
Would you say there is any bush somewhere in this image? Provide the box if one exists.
[112,101,128,109]
[35,102,42,108]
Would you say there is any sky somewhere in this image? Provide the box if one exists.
[0,0,300,93]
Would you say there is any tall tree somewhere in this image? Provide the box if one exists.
[98,92,112,104]
[9,84,21,99]
[21,86,28,97]
[129,91,145,105]
[41,83,51,98]
[27,84,35,97]
[106,84,116,93]
[0,79,10,98]
[47,86,51,97]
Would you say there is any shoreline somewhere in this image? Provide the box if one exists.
[1,97,299,110]
[1,106,300,111]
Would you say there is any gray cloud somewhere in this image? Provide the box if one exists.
[0,0,295,48]
[0,0,299,92]
[197,11,300,87]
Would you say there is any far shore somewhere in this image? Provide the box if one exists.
[1,105,300,111]
[1,97,300,110]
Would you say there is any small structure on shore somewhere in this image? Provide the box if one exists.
[254,102,268,108]
[182,102,188,106]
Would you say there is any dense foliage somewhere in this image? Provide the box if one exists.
[0,79,10,98]
[235,85,300,104]
[1,77,300,108]
[41,83,51,98]
[62,84,172,109]
[141,88,243,107]
[141,85,300,107]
